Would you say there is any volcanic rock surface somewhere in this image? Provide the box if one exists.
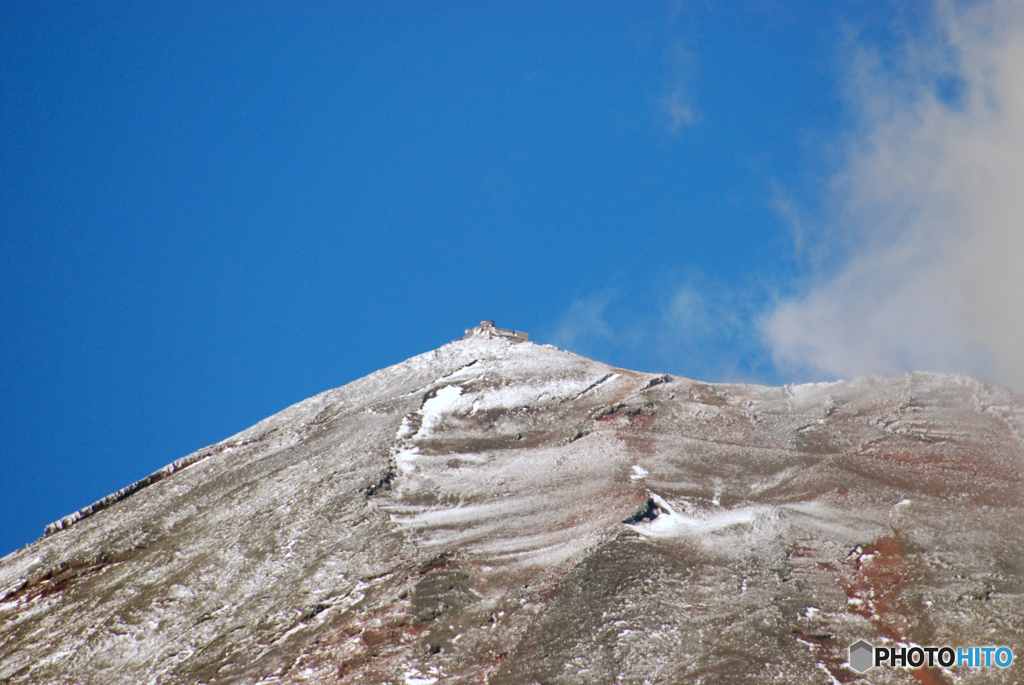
[1,332,1022,684]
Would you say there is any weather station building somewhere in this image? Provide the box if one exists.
[462,320,529,342]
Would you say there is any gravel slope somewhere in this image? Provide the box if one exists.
[2,332,1022,684]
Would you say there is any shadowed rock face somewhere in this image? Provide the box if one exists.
[1,335,1022,684]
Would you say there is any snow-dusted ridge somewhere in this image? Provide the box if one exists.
[44,444,222,536]
[3,330,1023,684]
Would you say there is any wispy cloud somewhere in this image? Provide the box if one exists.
[765,0,1024,393]
[662,89,699,134]
[550,279,773,383]
[660,39,700,135]
[552,291,617,353]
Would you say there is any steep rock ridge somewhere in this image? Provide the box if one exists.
[1,334,1022,684]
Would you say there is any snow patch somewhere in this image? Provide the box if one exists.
[629,465,648,481]
[418,385,468,437]
[396,416,415,439]
[403,666,443,685]
[629,494,774,545]
[395,447,421,475]
[816,663,842,685]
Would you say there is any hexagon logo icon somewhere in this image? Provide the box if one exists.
[849,640,875,673]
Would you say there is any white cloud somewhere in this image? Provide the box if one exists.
[765,0,1024,393]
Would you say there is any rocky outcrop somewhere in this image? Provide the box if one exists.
[1,336,1022,683]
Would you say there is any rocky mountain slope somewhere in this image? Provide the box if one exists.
[2,328,1022,684]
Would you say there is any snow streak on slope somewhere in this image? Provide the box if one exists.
[378,341,654,580]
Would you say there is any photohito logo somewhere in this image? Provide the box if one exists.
[848,640,1014,673]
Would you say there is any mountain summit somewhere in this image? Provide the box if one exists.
[2,331,1022,683]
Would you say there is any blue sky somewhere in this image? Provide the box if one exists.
[3,1,1022,556]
